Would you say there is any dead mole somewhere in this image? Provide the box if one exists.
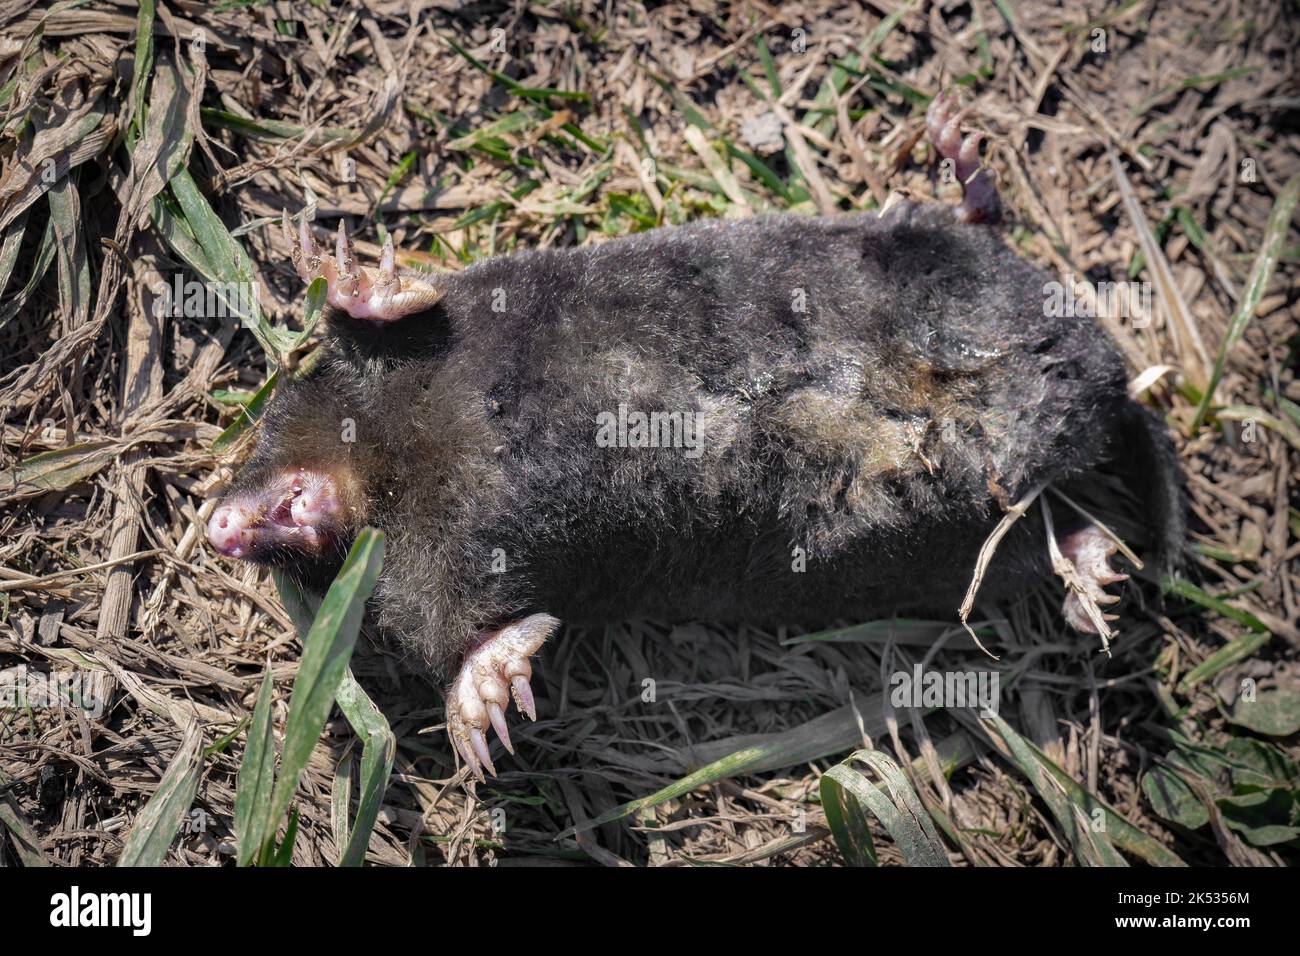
[207,94,1185,779]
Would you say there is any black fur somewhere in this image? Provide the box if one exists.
[227,201,1185,679]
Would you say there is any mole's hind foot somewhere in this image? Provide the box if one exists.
[283,210,442,322]
[447,613,560,781]
[1058,525,1129,636]
[925,90,1001,224]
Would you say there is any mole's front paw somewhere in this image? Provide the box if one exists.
[447,613,560,781]
[283,210,443,322]
[925,90,1001,224]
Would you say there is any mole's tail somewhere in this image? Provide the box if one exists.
[1117,402,1187,576]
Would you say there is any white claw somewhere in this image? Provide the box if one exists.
[284,209,312,279]
[958,133,983,177]
[380,234,395,277]
[487,702,513,753]
[469,728,496,777]
[454,734,484,782]
[511,674,537,721]
[298,215,317,259]
[335,220,349,270]
[941,116,963,154]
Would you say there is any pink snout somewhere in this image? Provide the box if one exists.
[207,504,254,557]
[206,469,344,560]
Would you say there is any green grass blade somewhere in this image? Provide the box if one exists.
[0,213,55,329]
[821,749,951,866]
[559,694,903,839]
[821,766,878,866]
[234,666,277,867]
[118,721,204,866]
[212,369,280,454]
[1018,737,1184,865]
[334,669,396,867]
[783,618,985,646]
[556,745,772,841]
[726,144,795,204]
[331,754,352,853]
[273,567,318,631]
[1192,173,1300,429]
[441,34,589,103]
[0,769,48,866]
[653,76,713,131]
[128,0,155,142]
[0,211,26,300]
[47,176,91,328]
[290,275,329,352]
[978,714,1129,866]
[258,528,385,857]
[803,2,913,136]
[755,35,781,98]
[1215,404,1300,451]
[1177,631,1271,692]
[166,168,256,293]
[267,809,300,867]
[199,107,359,145]
[2,441,117,496]
[167,167,292,357]
[1167,577,1270,634]
[447,110,538,150]
[147,190,214,277]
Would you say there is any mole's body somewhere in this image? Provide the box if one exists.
[208,100,1185,778]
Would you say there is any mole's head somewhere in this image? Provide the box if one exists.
[207,365,370,586]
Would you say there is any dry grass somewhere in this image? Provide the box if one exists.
[1,0,1298,867]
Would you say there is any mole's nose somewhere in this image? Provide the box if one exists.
[207,503,251,557]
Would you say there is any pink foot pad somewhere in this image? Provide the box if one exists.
[447,613,561,781]
[284,211,443,322]
[208,468,346,560]
[925,90,1001,224]
[1058,524,1129,635]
